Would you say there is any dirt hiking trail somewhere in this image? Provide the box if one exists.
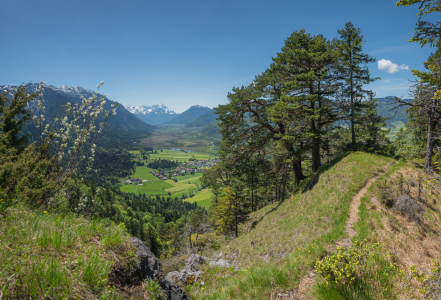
[290,165,393,300]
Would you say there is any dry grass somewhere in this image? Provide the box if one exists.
[355,163,441,299]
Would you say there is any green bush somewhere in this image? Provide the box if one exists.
[145,278,164,299]
[315,240,379,285]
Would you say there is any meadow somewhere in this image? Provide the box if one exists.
[130,166,158,180]
[140,127,219,153]
[149,149,193,162]
[119,167,211,207]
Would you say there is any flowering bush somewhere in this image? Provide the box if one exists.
[315,240,379,285]
[0,80,117,210]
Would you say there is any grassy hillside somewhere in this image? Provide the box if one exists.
[0,205,136,299]
[187,152,396,299]
[185,152,441,299]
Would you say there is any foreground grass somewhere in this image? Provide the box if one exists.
[188,152,395,299]
[0,205,135,299]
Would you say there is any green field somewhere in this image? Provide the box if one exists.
[129,167,157,180]
[192,153,217,160]
[120,179,173,195]
[385,121,406,140]
[194,198,211,209]
[165,181,196,193]
[176,173,203,182]
[185,189,213,208]
[140,127,219,152]
[149,149,193,161]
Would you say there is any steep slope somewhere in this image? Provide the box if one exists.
[187,153,441,300]
[185,110,217,128]
[187,153,397,299]
[163,105,214,125]
[125,104,179,125]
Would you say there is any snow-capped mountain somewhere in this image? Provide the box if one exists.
[125,104,176,115]
[125,104,180,125]
[0,83,153,135]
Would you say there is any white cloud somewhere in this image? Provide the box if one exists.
[378,59,409,73]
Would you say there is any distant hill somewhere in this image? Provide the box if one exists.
[0,83,154,146]
[185,110,217,128]
[201,120,221,138]
[164,105,214,125]
[125,104,179,125]
[376,96,410,126]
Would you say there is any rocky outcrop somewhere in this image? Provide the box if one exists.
[127,237,189,300]
[209,252,240,271]
[166,254,208,284]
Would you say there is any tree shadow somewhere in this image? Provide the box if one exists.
[250,153,349,230]
[301,153,349,193]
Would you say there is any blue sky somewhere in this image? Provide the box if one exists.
[0,0,435,113]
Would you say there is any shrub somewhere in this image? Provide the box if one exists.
[315,240,379,285]
[145,278,164,300]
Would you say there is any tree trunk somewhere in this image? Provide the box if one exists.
[235,212,238,238]
[350,50,356,146]
[311,138,321,172]
[425,111,435,174]
[281,166,287,201]
[285,144,304,185]
[251,188,254,211]
[293,159,303,186]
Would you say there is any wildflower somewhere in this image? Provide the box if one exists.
[44,211,47,214]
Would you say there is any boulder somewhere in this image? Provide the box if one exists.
[128,237,189,300]
[209,251,240,271]
[166,254,208,284]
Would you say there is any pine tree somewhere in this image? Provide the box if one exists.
[273,29,341,172]
[335,22,378,147]
[213,186,248,238]
[356,95,392,154]
[0,85,36,153]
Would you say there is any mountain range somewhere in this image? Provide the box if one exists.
[162,105,214,125]
[0,83,154,146]
[376,96,409,126]
[125,104,179,125]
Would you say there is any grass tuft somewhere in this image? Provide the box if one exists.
[0,205,136,299]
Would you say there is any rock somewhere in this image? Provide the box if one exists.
[182,254,207,273]
[166,254,208,284]
[128,237,189,300]
[209,251,240,271]
[165,271,181,285]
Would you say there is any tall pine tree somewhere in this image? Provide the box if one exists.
[335,22,378,147]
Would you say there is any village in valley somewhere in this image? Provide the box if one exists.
[120,148,219,208]
[124,158,219,182]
